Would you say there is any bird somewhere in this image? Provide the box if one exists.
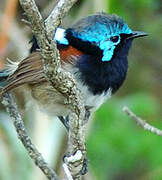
[0,12,147,129]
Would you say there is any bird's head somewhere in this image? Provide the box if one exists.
[55,12,147,62]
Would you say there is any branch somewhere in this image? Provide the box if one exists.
[18,0,85,118]
[18,0,86,179]
[123,106,162,136]
[45,0,78,39]
[1,93,59,180]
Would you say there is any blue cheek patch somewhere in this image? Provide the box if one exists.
[100,40,116,61]
[71,21,132,62]
[54,28,69,45]
[102,48,114,61]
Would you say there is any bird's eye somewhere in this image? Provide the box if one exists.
[110,36,120,43]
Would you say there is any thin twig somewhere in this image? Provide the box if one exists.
[1,93,59,180]
[45,0,78,39]
[123,106,162,136]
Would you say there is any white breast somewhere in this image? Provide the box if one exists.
[78,83,112,111]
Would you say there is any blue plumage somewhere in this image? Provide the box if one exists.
[63,13,147,96]
[29,12,147,98]
[0,12,147,124]
[75,35,132,95]
[66,13,132,61]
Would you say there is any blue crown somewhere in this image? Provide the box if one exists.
[54,13,132,62]
[69,13,132,61]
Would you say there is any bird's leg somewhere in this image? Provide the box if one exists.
[83,106,91,125]
[58,106,91,130]
[58,116,69,131]
[60,107,90,174]
[80,157,88,175]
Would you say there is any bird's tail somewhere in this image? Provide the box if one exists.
[0,70,10,88]
[0,59,19,94]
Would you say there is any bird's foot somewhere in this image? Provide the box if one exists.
[58,106,91,130]
[63,153,88,176]
[82,106,91,125]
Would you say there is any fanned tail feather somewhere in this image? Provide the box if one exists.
[0,58,19,94]
[0,52,45,95]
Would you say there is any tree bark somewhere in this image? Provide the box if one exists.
[1,0,87,179]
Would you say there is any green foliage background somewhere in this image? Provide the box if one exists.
[87,0,162,179]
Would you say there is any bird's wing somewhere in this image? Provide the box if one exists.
[3,51,45,92]
[1,44,83,93]
[59,45,83,65]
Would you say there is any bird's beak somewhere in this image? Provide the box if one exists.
[127,31,148,40]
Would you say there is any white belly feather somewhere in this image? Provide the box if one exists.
[77,82,112,111]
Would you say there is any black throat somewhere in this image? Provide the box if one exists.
[75,39,133,95]
[30,35,133,96]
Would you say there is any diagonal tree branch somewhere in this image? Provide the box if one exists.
[1,93,59,180]
[6,0,86,179]
[123,106,162,136]
[45,0,77,39]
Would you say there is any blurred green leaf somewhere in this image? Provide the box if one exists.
[87,93,162,180]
